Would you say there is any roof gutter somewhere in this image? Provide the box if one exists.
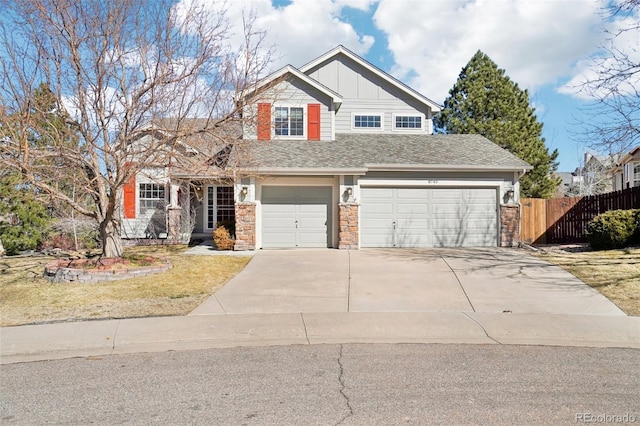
[245,167,368,176]
[366,163,534,172]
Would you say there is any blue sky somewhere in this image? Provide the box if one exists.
[194,0,638,172]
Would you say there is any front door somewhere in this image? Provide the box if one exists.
[205,186,235,232]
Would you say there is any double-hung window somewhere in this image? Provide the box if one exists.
[275,106,304,137]
[139,183,165,215]
[634,164,640,187]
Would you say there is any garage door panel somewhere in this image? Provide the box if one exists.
[261,186,331,248]
[361,186,497,248]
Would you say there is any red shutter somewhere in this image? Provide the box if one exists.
[123,171,136,219]
[257,103,271,140]
[307,104,320,140]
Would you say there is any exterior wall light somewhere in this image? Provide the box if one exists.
[241,186,248,196]
[506,189,515,200]
[346,187,353,196]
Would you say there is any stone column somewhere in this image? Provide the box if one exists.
[500,204,521,247]
[338,203,359,249]
[234,202,256,251]
[167,206,182,243]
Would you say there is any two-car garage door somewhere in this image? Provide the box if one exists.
[360,187,498,248]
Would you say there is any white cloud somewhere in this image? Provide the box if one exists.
[174,0,375,73]
[373,0,604,103]
[559,8,640,100]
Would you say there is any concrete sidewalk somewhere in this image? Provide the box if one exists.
[2,248,637,365]
[2,312,639,364]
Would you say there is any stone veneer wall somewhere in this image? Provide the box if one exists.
[44,261,172,283]
[500,204,521,247]
[338,203,359,249]
[167,206,182,242]
[234,202,256,250]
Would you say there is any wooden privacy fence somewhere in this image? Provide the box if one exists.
[521,186,640,244]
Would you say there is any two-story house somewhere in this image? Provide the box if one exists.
[612,146,640,191]
[122,45,532,250]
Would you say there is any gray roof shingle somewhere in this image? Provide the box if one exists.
[242,133,532,172]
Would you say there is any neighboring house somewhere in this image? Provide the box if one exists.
[122,45,532,249]
[556,152,616,197]
[555,171,583,197]
[612,146,640,191]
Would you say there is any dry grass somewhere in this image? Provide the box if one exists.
[0,245,251,326]
[534,247,640,316]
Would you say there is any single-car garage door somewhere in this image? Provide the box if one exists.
[360,187,497,248]
[261,186,332,248]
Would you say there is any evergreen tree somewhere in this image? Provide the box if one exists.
[435,50,561,198]
[0,173,51,255]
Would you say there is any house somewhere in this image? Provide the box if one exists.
[555,152,616,197]
[121,45,532,249]
[612,146,640,191]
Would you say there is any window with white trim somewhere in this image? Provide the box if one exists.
[275,106,304,137]
[206,186,235,229]
[634,164,640,187]
[393,114,423,130]
[139,183,165,215]
[353,113,383,129]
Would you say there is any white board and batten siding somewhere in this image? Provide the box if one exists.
[305,55,434,134]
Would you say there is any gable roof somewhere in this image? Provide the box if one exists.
[619,146,640,165]
[240,64,343,105]
[227,134,532,175]
[299,45,441,113]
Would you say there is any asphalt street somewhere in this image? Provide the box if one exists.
[1,344,638,425]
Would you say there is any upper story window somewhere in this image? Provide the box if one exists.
[393,114,423,130]
[353,113,383,130]
[634,164,640,187]
[139,183,165,215]
[275,106,304,137]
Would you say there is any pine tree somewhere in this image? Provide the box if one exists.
[435,50,561,198]
[0,173,51,255]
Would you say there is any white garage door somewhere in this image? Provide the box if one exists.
[261,186,332,248]
[360,187,497,248]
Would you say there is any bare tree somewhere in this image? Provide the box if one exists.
[565,153,615,196]
[575,0,640,156]
[0,0,272,258]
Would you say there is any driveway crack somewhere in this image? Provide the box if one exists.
[300,314,311,344]
[463,312,502,345]
[110,319,120,353]
[439,252,476,312]
[335,344,354,425]
[346,249,352,312]
[214,294,227,314]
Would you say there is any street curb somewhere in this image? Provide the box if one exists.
[1,312,638,364]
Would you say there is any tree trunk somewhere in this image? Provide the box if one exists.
[0,237,5,257]
[100,218,123,258]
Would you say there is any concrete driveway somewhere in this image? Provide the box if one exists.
[190,248,625,316]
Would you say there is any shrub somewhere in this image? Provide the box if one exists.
[0,173,52,255]
[216,220,236,237]
[39,233,76,251]
[586,209,639,250]
[213,226,235,250]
